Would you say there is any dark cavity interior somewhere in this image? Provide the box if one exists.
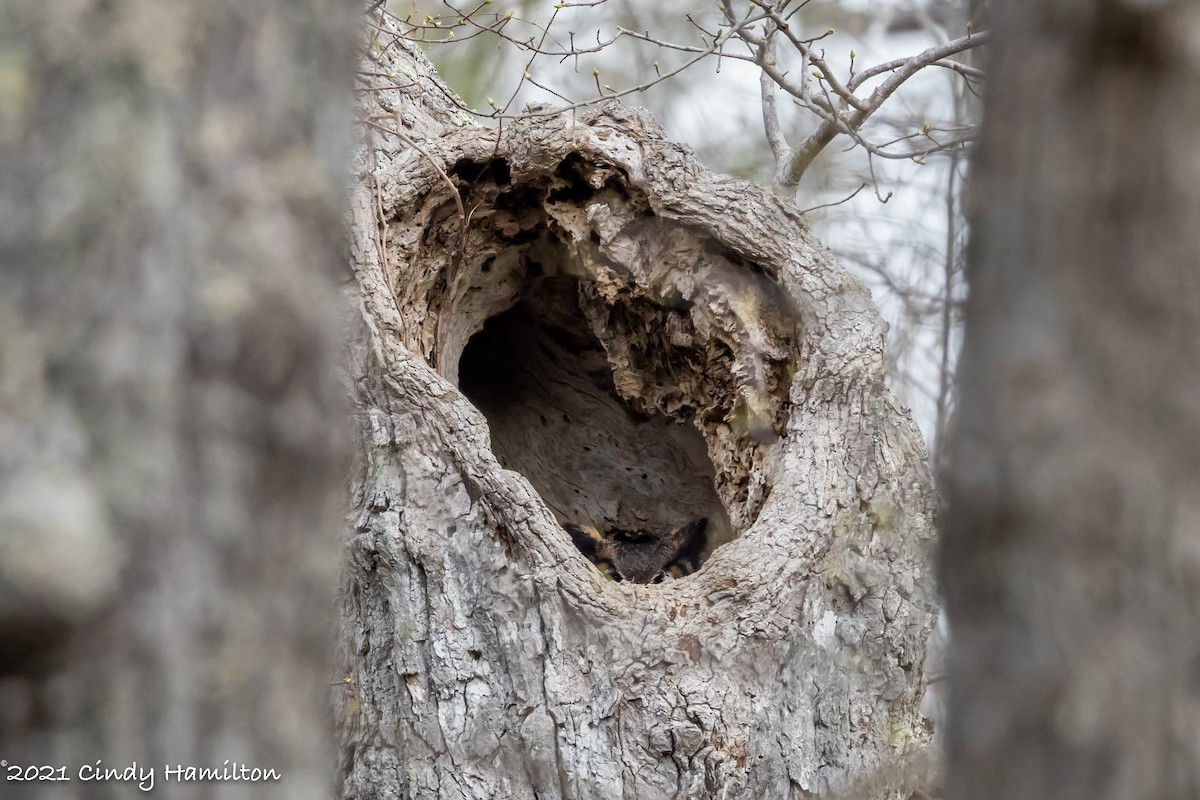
[459,274,733,555]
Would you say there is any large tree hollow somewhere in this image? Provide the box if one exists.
[458,274,733,559]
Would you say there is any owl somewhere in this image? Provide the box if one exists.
[564,518,708,583]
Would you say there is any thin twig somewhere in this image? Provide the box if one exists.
[797,182,868,214]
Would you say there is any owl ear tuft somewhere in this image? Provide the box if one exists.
[661,517,708,577]
[564,522,605,559]
[565,522,624,581]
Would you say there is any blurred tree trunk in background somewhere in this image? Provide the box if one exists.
[943,2,1200,799]
[0,2,355,798]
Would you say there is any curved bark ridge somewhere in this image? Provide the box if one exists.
[426,154,796,559]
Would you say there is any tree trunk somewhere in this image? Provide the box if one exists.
[942,2,1200,799]
[0,2,355,798]
[340,15,939,799]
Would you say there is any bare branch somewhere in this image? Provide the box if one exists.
[784,31,988,185]
[797,182,867,214]
[847,33,988,92]
[746,0,867,113]
[758,25,789,165]
[931,58,985,82]
[449,11,775,120]
[378,1,985,189]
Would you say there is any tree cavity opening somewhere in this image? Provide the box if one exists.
[420,157,797,567]
[459,272,734,555]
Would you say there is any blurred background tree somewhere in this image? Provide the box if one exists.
[0,2,355,797]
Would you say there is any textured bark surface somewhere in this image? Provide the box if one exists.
[943,2,1200,799]
[0,2,355,797]
[339,17,939,800]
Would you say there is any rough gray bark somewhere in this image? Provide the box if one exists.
[340,15,939,799]
[942,2,1200,799]
[0,2,355,797]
